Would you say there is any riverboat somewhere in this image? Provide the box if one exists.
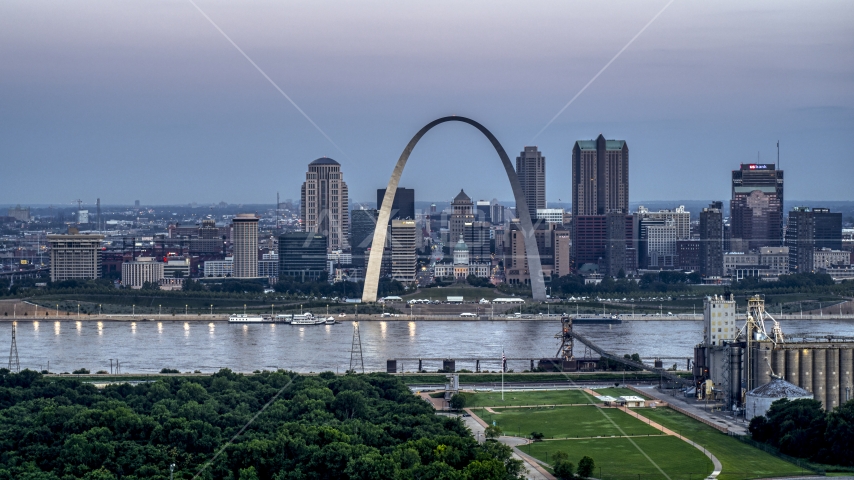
[228,314,265,323]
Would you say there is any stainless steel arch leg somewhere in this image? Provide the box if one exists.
[362,116,546,302]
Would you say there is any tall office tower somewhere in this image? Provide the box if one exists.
[476,200,492,223]
[279,232,328,282]
[730,163,783,251]
[516,146,546,218]
[377,187,415,222]
[350,208,378,267]
[813,208,842,251]
[232,214,259,278]
[604,212,626,277]
[449,190,474,244]
[390,220,416,283]
[572,134,629,216]
[786,207,815,273]
[300,157,349,252]
[699,202,724,277]
[491,199,505,225]
[463,221,491,263]
[47,234,104,282]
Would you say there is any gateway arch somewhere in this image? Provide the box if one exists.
[362,116,547,302]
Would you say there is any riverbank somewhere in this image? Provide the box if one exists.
[1,313,851,322]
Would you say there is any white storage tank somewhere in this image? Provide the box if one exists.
[745,377,813,421]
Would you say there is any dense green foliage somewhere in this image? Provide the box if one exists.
[750,398,854,466]
[576,455,595,478]
[0,369,522,479]
[597,353,643,372]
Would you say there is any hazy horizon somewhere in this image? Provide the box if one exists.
[2,1,852,205]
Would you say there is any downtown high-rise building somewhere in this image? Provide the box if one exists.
[571,135,629,275]
[390,220,416,283]
[300,157,349,252]
[377,187,415,222]
[278,232,328,282]
[699,202,724,277]
[48,234,104,282]
[450,189,475,244]
[350,208,378,267]
[572,134,628,216]
[730,163,783,252]
[516,146,545,218]
[813,208,843,251]
[232,214,259,278]
[476,200,491,223]
[786,207,814,273]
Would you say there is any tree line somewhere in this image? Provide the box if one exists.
[0,369,524,479]
[749,398,854,466]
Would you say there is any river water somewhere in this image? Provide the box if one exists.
[1,319,852,374]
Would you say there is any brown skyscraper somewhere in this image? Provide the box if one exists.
[730,163,783,252]
[572,134,628,216]
[516,146,545,218]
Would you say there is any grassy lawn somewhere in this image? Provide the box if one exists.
[640,409,808,480]
[525,436,713,479]
[476,406,661,439]
[589,387,650,399]
[403,286,507,301]
[467,389,592,407]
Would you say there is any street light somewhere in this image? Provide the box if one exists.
[98,304,102,316]
[185,304,188,316]
[159,304,162,318]
[210,304,213,316]
[132,304,135,317]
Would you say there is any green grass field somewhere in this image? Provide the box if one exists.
[640,409,807,480]
[402,286,506,301]
[476,406,661,439]
[467,389,592,407]
[525,436,713,479]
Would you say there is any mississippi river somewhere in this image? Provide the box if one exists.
[1,319,852,374]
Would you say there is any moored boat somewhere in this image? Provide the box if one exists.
[228,314,265,323]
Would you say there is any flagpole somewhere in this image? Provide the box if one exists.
[501,347,505,401]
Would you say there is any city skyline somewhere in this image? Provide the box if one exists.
[2,1,852,204]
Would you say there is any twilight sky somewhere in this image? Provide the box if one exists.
[1,0,853,206]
